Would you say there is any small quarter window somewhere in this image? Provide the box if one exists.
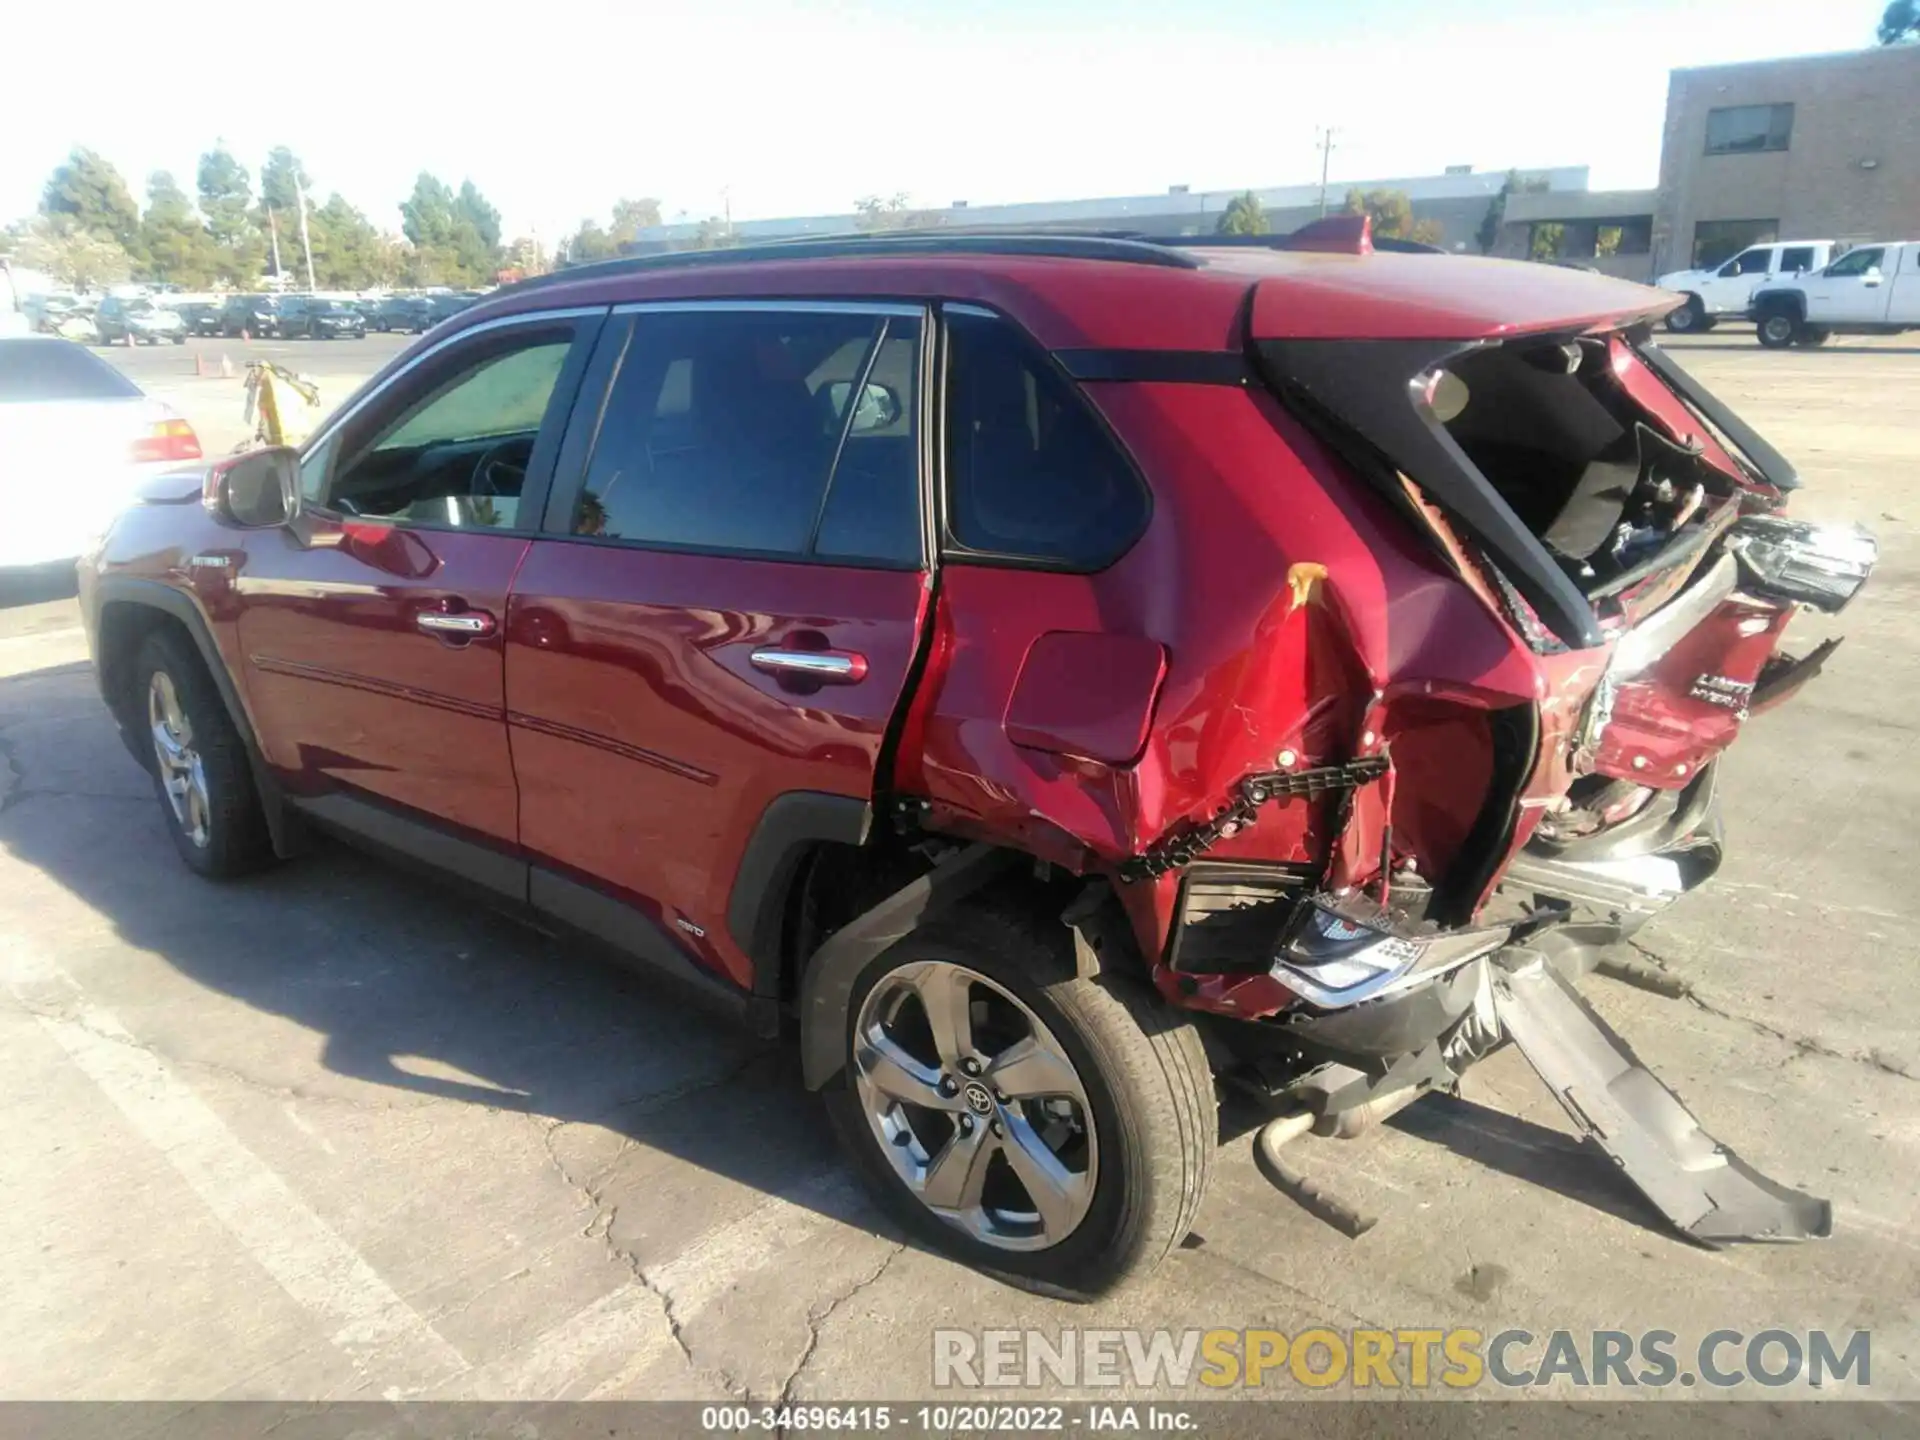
[943,311,1148,569]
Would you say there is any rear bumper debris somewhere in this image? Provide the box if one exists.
[1491,950,1832,1245]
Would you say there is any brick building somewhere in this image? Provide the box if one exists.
[1652,45,1920,275]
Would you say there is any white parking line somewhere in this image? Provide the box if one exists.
[3,944,467,1392]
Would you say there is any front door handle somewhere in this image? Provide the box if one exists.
[749,647,868,684]
[417,609,496,640]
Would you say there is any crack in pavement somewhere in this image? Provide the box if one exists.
[775,1242,905,1416]
[535,1051,776,1396]
[1626,940,1918,1083]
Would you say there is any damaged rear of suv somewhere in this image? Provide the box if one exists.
[796,218,1870,1293]
[86,219,1873,1299]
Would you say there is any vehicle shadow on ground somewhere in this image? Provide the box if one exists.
[0,658,912,1257]
[0,657,1675,1257]
[1215,1085,1669,1239]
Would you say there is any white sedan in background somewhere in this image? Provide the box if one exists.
[0,336,204,575]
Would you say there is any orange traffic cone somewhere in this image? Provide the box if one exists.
[194,352,207,378]
[220,354,233,378]
[241,328,250,344]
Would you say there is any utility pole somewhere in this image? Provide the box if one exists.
[1316,127,1339,217]
[266,208,284,283]
[295,178,317,292]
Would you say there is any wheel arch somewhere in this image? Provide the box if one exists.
[1752,289,1807,322]
[92,579,296,857]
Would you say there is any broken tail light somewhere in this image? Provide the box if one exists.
[1727,516,1876,614]
[132,418,203,465]
[1273,893,1508,1008]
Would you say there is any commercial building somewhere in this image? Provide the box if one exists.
[624,46,1918,283]
[627,168,1591,256]
[1492,44,1920,280]
[1652,45,1920,274]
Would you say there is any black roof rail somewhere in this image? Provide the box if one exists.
[493,229,1201,299]
[1152,231,1448,256]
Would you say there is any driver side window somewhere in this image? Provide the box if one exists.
[318,332,574,530]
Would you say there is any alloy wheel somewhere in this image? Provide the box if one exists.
[149,671,211,849]
[852,960,1098,1251]
[1761,315,1796,345]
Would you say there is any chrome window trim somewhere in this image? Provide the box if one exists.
[608,298,925,319]
[297,305,610,461]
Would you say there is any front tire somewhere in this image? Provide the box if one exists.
[823,905,1214,1300]
[133,629,273,879]
[1664,296,1706,333]
[1757,312,1799,349]
[1795,326,1832,347]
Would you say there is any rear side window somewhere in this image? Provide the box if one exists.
[0,340,140,402]
[1778,246,1816,273]
[572,307,923,566]
[943,311,1147,570]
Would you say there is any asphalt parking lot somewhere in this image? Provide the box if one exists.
[2,334,1917,1412]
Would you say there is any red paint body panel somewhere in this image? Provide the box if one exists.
[504,541,928,989]
[232,518,529,847]
[1591,600,1792,788]
[1245,252,1681,341]
[1005,632,1168,766]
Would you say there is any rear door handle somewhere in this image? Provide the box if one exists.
[417,609,497,640]
[749,647,868,684]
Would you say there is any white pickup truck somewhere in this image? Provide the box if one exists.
[1656,240,1835,332]
[1750,241,1920,348]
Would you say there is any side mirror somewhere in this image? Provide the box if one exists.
[203,446,301,529]
[1864,268,1884,286]
[828,379,904,434]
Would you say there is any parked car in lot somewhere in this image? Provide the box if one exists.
[80,224,1869,1295]
[95,295,188,345]
[283,296,368,339]
[220,294,287,338]
[174,301,226,338]
[1656,240,1834,331]
[1751,241,1920,347]
[1,336,202,574]
[368,295,426,332]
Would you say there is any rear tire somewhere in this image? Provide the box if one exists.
[1757,312,1799,349]
[823,904,1214,1300]
[133,628,274,880]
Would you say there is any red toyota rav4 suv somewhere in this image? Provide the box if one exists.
[80,221,1873,1296]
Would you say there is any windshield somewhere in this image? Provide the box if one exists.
[0,339,141,402]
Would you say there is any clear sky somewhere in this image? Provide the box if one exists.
[1,0,1884,241]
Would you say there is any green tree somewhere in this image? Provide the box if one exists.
[11,216,134,290]
[401,173,500,283]
[1529,223,1566,262]
[309,194,381,288]
[854,193,936,232]
[42,148,142,254]
[1215,191,1270,236]
[560,197,664,264]
[140,172,221,287]
[454,181,501,251]
[1880,0,1918,42]
[198,145,263,284]
[691,216,740,249]
[1476,171,1518,254]
[258,146,311,220]
[610,197,662,239]
[1343,187,1413,239]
